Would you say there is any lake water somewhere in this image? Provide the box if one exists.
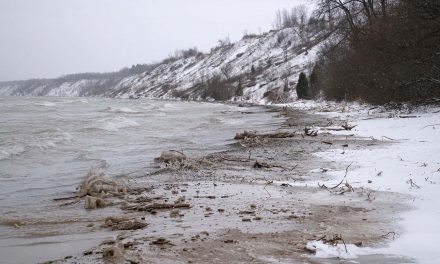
[0,96,283,263]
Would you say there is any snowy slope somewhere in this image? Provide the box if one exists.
[0,27,324,102]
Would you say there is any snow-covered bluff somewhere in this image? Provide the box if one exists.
[0,27,325,103]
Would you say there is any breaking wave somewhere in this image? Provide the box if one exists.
[0,146,26,161]
[99,117,140,131]
[0,131,73,161]
[35,101,56,107]
[102,107,140,114]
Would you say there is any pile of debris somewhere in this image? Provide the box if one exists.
[234,130,295,147]
[77,171,128,209]
[234,130,295,140]
[153,150,213,170]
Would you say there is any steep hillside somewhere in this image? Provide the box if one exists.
[0,27,326,103]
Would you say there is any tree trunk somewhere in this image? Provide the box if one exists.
[381,0,387,17]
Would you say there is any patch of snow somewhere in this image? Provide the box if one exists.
[290,101,440,264]
[306,240,375,259]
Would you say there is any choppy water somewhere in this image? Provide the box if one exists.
[0,96,283,263]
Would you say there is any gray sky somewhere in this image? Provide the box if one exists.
[0,0,313,82]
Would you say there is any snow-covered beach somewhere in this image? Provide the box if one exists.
[289,101,440,263]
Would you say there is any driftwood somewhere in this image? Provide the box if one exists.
[304,127,318,137]
[254,161,272,169]
[331,163,352,189]
[399,115,420,119]
[254,161,288,170]
[104,216,148,231]
[194,195,216,199]
[131,203,191,212]
[53,195,78,201]
[324,123,357,131]
[341,123,357,130]
[234,130,295,140]
[325,127,346,131]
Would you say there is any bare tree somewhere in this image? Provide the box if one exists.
[315,0,440,103]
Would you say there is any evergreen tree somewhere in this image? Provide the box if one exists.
[236,79,243,96]
[295,72,309,99]
[251,65,255,75]
[283,78,290,92]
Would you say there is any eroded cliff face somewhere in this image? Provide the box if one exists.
[0,27,325,103]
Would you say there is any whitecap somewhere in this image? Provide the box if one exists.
[0,131,73,161]
[104,107,139,114]
[0,146,26,161]
[32,140,57,149]
[100,117,140,131]
[35,101,56,107]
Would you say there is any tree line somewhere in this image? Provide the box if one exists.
[296,0,440,104]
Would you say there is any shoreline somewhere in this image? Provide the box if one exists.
[50,102,430,264]
[0,97,284,264]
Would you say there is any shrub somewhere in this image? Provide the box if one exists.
[201,75,234,101]
[308,64,320,98]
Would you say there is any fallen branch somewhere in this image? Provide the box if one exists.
[325,127,346,131]
[53,196,78,201]
[382,231,396,240]
[399,115,420,119]
[330,163,352,189]
[318,182,328,189]
[421,123,440,130]
[234,130,295,140]
[342,123,357,130]
[193,195,216,199]
[407,179,421,189]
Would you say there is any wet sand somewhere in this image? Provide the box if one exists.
[52,107,411,264]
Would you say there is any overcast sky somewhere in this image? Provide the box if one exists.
[0,0,313,82]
